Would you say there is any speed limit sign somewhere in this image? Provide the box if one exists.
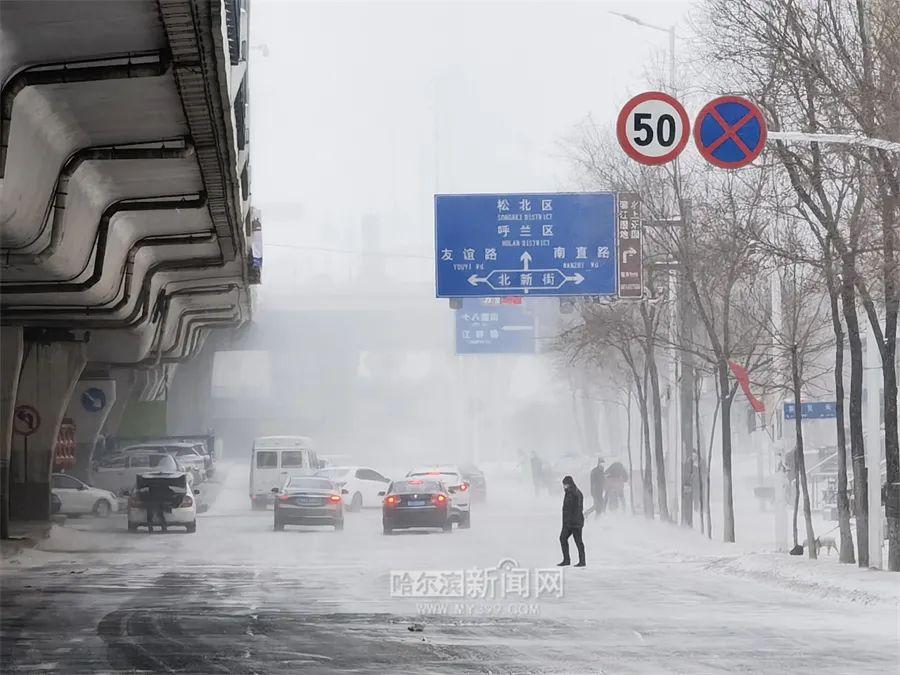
[616,91,690,166]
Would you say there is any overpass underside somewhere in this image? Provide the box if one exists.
[0,0,259,534]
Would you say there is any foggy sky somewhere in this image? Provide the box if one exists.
[250,0,693,282]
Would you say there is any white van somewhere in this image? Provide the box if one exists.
[249,436,320,509]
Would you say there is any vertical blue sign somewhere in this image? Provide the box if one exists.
[456,299,535,354]
[435,193,618,297]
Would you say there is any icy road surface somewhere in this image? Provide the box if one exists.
[1,464,896,674]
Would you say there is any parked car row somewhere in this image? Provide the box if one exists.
[91,440,214,497]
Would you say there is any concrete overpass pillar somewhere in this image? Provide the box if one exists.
[100,369,138,441]
[1,327,25,539]
[64,379,116,481]
[9,341,87,521]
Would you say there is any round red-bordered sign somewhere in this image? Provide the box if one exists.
[13,404,40,437]
[694,95,767,169]
[617,91,690,166]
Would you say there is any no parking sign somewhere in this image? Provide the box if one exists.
[694,96,767,169]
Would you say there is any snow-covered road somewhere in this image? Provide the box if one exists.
[1,463,896,673]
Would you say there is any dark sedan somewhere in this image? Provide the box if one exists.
[273,477,344,531]
[460,464,487,502]
[381,479,451,534]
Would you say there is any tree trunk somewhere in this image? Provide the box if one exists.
[841,257,869,567]
[791,345,817,559]
[626,390,635,515]
[695,377,704,534]
[706,394,720,540]
[883,339,900,571]
[718,361,735,542]
[648,354,670,522]
[792,466,800,549]
[823,254,855,563]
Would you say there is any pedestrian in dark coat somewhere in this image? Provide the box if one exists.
[589,458,606,518]
[558,475,585,567]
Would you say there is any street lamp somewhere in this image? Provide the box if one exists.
[608,11,676,92]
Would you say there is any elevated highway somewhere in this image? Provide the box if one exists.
[0,0,259,533]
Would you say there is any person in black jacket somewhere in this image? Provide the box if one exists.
[558,475,585,567]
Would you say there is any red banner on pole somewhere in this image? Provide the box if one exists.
[729,361,765,413]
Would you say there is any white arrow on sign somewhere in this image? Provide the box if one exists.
[520,251,532,270]
[467,274,487,286]
[564,272,585,285]
[622,247,638,264]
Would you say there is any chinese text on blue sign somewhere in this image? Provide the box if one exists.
[435,193,618,298]
[456,298,535,355]
[784,401,837,420]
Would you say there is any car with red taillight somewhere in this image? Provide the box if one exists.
[381,479,453,534]
[126,471,198,533]
[405,465,471,528]
[272,477,344,531]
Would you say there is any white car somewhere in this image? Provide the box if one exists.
[119,443,206,484]
[91,451,184,496]
[314,466,391,511]
[51,473,119,517]
[406,465,471,528]
[127,471,198,533]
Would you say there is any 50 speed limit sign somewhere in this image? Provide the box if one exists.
[616,91,690,166]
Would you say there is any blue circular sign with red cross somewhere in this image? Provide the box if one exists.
[694,96,767,169]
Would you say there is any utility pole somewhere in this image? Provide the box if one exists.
[678,202,695,527]
[865,321,883,568]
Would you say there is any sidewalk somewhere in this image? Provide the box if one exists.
[598,513,900,608]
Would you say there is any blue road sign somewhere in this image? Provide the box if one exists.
[784,401,837,420]
[81,387,107,413]
[456,298,535,354]
[694,96,767,169]
[435,193,617,298]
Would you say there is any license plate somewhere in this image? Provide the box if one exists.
[298,497,316,504]
[407,500,426,507]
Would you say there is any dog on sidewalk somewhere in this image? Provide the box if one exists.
[801,536,837,555]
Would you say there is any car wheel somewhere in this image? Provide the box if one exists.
[459,512,471,529]
[274,520,284,531]
[383,524,393,535]
[185,521,197,533]
[127,522,138,532]
[93,500,111,518]
[349,492,363,512]
[442,520,453,533]
[334,520,344,531]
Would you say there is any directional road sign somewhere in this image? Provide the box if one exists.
[456,298,536,354]
[81,387,107,413]
[435,193,617,298]
[13,404,40,436]
[784,401,837,420]
[695,96,767,169]
[617,92,690,166]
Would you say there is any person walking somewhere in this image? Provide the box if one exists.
[605,461,628,512]
[589,458,606,519]
[558,475,585,567]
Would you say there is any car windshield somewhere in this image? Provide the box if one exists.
[392,480,441,493]
[285,478,333,491]
[410,471,458,481]
[149,455,179,472]
[316,468,351,479]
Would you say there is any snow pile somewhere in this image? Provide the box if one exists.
[704,552,899,607]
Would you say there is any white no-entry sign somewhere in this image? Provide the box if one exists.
[617,91,690,166]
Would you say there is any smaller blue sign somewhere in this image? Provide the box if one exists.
[456,299,535,354]
[784,401,836,420]
[695,96,767,169]
[81,387,107,413]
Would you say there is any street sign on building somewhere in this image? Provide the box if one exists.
[617,91,690,166]
[435,192,618,298]
[456,298,536,354]
[695,96,767,169]
[784,401,837,420]
[13,404,40,436]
